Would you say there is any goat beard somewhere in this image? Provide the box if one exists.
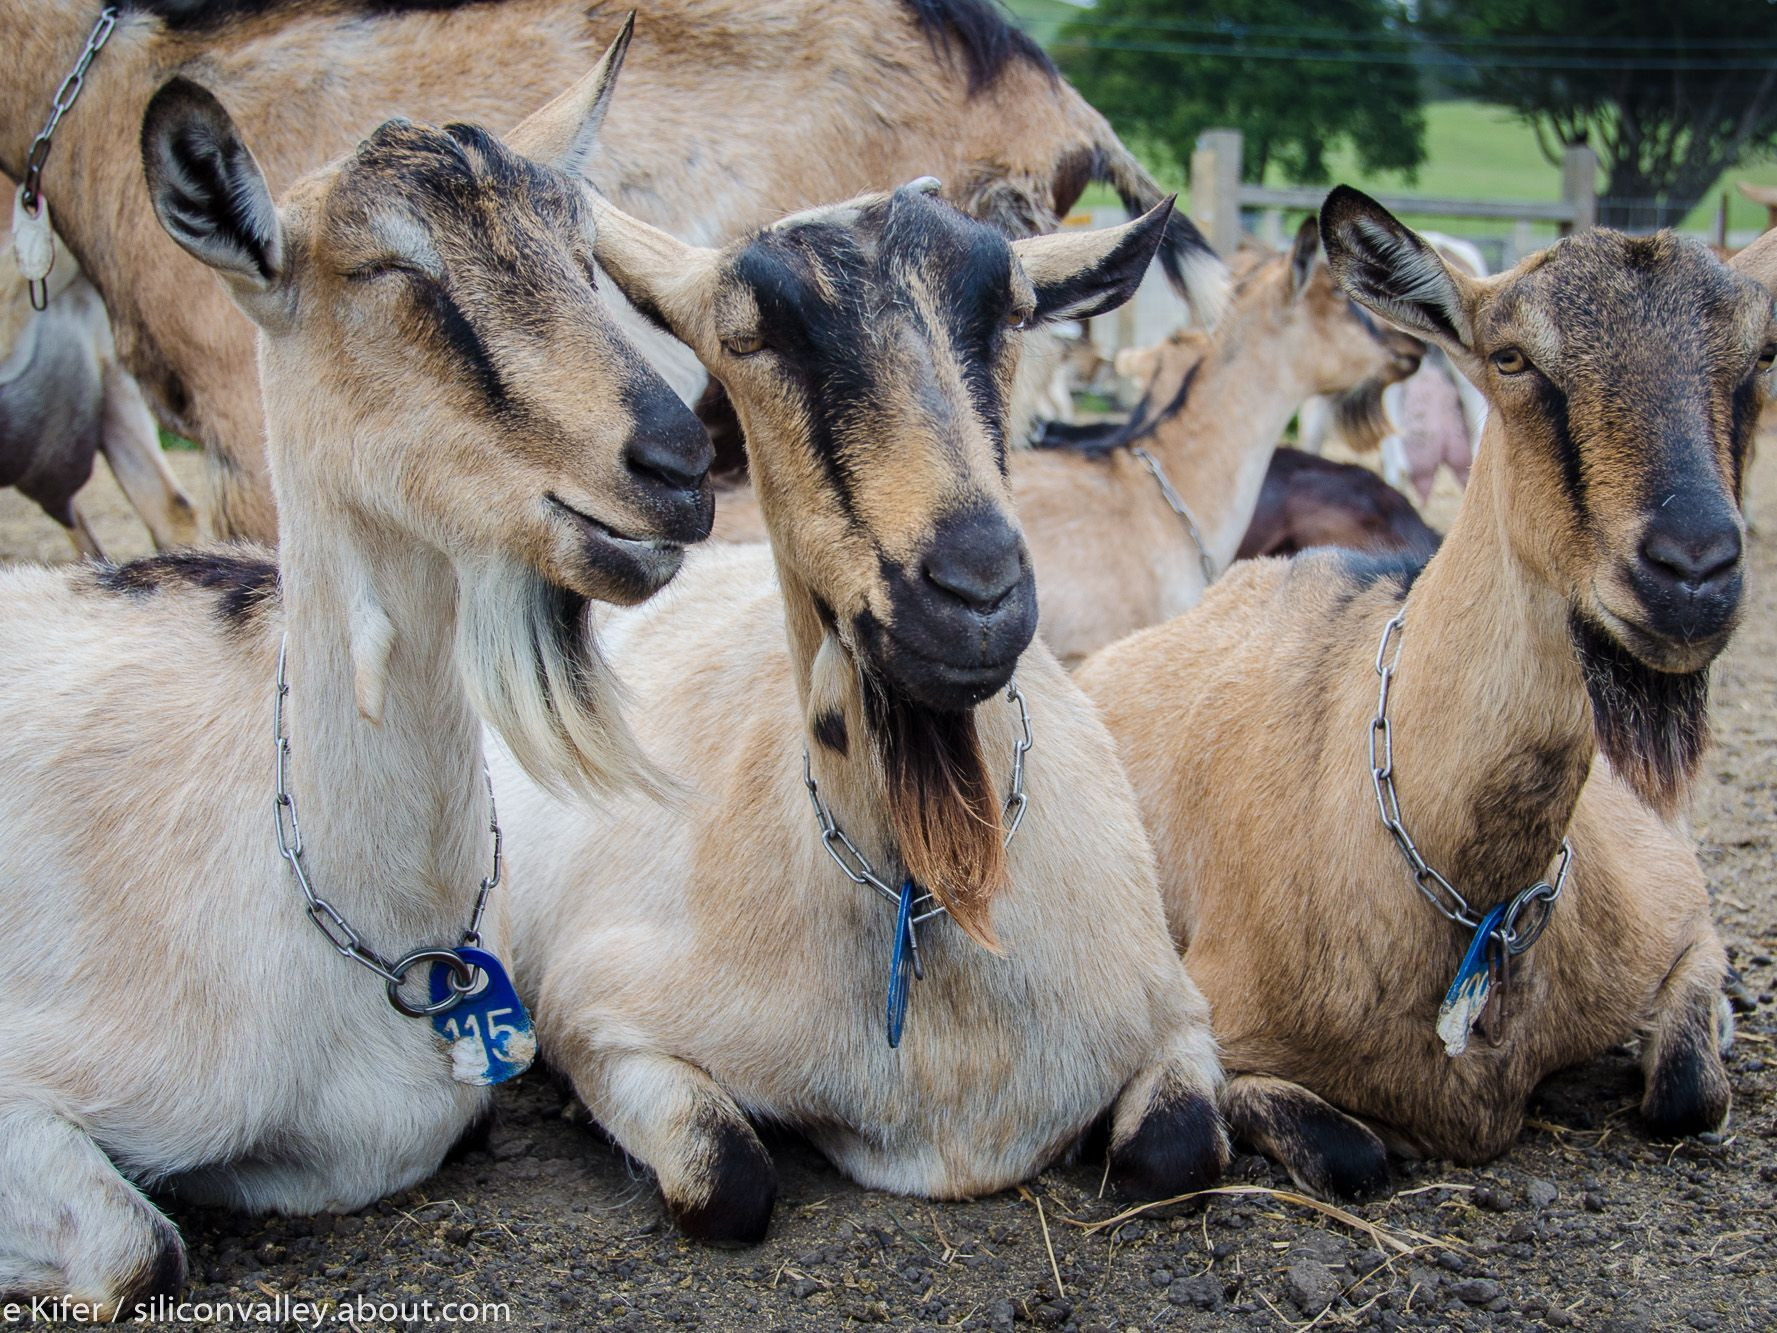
[857,665,1009,952]
[1570,611,1711,819]
[455,558,666,803]
[1328,377,1394,454]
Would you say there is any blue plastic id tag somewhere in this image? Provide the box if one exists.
[1435,904,1507,1058]
[428,946,537,1085]
[886,879,916,1048]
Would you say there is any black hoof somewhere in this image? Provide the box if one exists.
[1643,1036,1730,1139]
[1284,1099,1390,1200]
[1109,1091,1229,1199]
[668,1121,777,1245]
[120,1219,188,1308]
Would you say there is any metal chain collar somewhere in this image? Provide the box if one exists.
[802,678,1033,936]
[1369,610,1571,957]
[17,7,117,310]
[1130,445,1217,586]
[274,636,499,1018]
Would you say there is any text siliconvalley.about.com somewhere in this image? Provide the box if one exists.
[3,1296,513,1326]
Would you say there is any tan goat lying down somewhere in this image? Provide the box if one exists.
[0,0,1220,543]
[1,189,199,557]
[1078,188,1770,1197]
[496,186,1227,1242]
[711,218,1422,665]
[0,46,713,1310]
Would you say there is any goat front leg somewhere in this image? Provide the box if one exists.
[0,1101,186,1315]
[1640,937,1732,1138]
[1106,1029,1230,1198]
[98,363,201,551]
[1223,1074,1390,1200]
[567,1046,776,1244]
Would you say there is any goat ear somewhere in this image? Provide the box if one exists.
[508,11,633,176]
[141,78,283,302]
[1014,197,1175,324]
[1320,185,1476,354]
[588,194,718,347]
[1729,227,1777,296]
[1287,215,1322,301]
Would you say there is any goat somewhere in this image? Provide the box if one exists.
[0,0,1220,543]
[1236,447,1440,561]
[494,184,1229,1244]
[1076,189,1768,1198]
[2,186,200,558]
[0,40,713,1312]
[711,218,1420,667]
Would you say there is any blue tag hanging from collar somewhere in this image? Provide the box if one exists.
[428,946,536,1085]
[886,879,918,1048]
[1435,904,1507,1058]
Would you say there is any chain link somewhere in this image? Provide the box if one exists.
[20,7,117,212]
[802,678,1033,930]
[274,635,499,1018]
[1130,446,1217,586]
[1369,611,1571,955]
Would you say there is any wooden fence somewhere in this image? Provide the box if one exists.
[1187,128,1598,265]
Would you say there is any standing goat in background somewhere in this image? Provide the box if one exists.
[0,0,1221,542]
[0,39,711,1312]
[497,185,1228,1244]
[2,188,198,557]
[1079,190,1767,1197]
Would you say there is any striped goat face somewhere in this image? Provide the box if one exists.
[1324,187,1773,677]
[139,29,713,609]
[595,185,1172,710]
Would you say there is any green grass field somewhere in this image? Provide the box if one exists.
[1002,2,1777,240]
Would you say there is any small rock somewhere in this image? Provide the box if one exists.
[1504,1220,1536,1244]
[1583,1192,1607,1213]
[1528,1178,1559,1209]
[1166,1275,1225,1311]
[1473,1186,1511,1213]
[1453,1279,1503,1305]
[1284,1259,1342,1313]
[1547,1307,1576,1327]
[1148,1268,1174,1289]
[1436,1250,1468,1273]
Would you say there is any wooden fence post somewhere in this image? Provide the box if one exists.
[1191,128,1243,256]
[1560,143,1597,235]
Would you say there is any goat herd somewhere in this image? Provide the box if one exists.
[0,0,1769,1319]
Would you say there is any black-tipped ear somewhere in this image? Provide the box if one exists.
[141,78,282,290]
[1013,197,1175,324]
[1287,215,1321,301]
[1319,185,1474,352]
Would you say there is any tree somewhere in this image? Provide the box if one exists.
[1417,0,1777,229]
[1052,0,1426,187]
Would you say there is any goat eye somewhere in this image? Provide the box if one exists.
[1491,348,1529,376]
[347,259,422,284]
[1005,308,1030,332]
[1758,343,1776,371]
[721,332,765,357]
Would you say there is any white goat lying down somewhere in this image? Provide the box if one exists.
[498,184,1228,1243]
[1,204,199,557]
[1079,190,1772,1198]
[0,35,712,1312]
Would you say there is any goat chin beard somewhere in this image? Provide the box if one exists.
[817,632,1009,952]
[456,558,667,804]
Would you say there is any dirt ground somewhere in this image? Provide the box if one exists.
[2,447,1773,1332]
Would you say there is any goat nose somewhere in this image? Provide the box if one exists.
[623,419,712,493]
[923,522,1025,614]
[1639,520,1741,591]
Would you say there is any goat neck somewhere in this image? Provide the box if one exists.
[1366,425,1595,915]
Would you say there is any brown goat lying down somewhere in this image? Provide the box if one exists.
[1078,189,1772,1197]
[496,187,1228,1243]
[0,0,1217,543]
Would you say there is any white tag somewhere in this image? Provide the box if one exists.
[11,185,55,284]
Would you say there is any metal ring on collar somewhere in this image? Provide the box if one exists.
[385,948,477,1018]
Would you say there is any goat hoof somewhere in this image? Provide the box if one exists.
[1642,1039,1731,1140]
[1284,1102,1390,1200]
[667,1122,777,1245]
[1109,1091,1229,1200]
